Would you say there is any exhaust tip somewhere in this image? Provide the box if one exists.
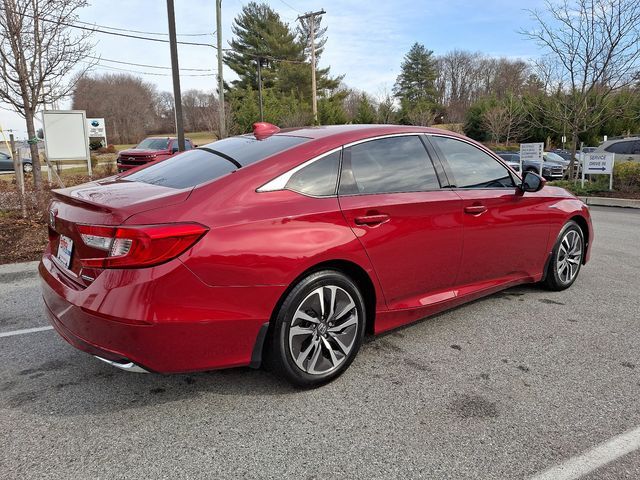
[94,355,149,373]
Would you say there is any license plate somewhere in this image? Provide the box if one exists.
[56,235,73,269]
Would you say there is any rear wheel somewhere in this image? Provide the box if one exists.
[268,270,365,387]
[23,162,33,173]
[543,221,584,291]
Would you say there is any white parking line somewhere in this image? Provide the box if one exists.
[530,425,640,480]
[0,326,54,338]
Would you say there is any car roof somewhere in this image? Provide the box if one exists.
[274,124,463,143]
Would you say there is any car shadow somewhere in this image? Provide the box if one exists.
[1,348,300,418]
[2,282,555,418]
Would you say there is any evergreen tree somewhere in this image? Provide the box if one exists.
[393,43,439,123]
[354,93,377,124]
[318,89,348,125]
[224,2,302,91]
[225,2,341,129]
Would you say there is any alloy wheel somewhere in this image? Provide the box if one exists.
[557,230,582,284]
[288,285,358,375]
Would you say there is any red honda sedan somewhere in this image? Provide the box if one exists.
[40,124,593,386]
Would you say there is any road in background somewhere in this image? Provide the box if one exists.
[1,207,639,479]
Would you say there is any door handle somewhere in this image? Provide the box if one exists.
[464,205,487,215]
[354,214,390,226]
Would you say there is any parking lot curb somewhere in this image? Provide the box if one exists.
[0,260,40,275]
[578,196,640,209]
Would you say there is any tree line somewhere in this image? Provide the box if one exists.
[72,0,640,154]
[2,0,640,192]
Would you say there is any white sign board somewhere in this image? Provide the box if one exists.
[583,152,614,174]
[42,110,91,174]
[581,152,615,190]
[520,142,544,175]
[87,118,106,138]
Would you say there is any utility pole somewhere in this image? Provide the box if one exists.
[297,9,325,125]
[216,0,226,139]
[256,57,264,121]
[166,0,185,151]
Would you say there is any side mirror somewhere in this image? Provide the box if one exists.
[519,171,545,193]
[171,146,179,154]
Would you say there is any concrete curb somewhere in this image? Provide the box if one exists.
[578,196,640,209]
[0,260,40,275]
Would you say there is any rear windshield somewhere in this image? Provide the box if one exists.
[205,135,308,166]
[136,138,170,150]
[123,134,308,189]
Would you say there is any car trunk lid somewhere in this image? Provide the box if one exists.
[48,178,192,284]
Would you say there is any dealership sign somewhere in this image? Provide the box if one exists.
[583,152,614,174]
[581,152,615,190]
[87,118,106,137]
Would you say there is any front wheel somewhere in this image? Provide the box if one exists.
[22,162,33,173]
[268,270,366,387]
[543,221,584,291]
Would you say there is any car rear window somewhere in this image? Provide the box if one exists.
[123,134,309,189]
[204,135,308,166]
[123,149,235,189]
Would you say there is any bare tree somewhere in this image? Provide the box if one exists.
[522,0,640,177]
[482,106,509,144]
[0,0,93,191]
[502,94,525,146]
[482,96,525,145]
[73,74,156,144]
[436,51,531,123]
[406,104,437,127]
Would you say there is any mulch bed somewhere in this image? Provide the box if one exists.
[0,173,108,265]
[0,212,48,264]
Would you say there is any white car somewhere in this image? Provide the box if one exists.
[595,137,640,162]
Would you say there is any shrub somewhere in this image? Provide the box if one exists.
[547,180,607,196]
[613,161,640,192]
[96,144,116,154]
[89,140,104,150]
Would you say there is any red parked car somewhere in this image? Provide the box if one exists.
[40,124,593,387]
[116,136,195,172]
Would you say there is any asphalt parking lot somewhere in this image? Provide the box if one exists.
[1,206,639,479]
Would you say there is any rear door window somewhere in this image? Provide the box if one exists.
[339,136,440,195]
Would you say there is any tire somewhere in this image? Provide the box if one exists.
[543,221,584,291]
[22,162,33,173]
[268,270,366,387]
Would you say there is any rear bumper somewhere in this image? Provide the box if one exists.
[39,254,283,373]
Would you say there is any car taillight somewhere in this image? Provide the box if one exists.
[77,223,208,268]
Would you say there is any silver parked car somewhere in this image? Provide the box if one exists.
[595,136,640,162]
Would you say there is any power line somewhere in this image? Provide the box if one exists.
[277,0,303,14]
[10,10,215,48]
[72,18,215,37]
[83,61,216,77]
[221,48,307,65]
[86,55,214,72]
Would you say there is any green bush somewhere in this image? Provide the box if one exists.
[547,180,607,196]
[613,162,640,192]
[89,140,104,150]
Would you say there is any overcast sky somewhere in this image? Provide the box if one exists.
[0,0,547,138]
